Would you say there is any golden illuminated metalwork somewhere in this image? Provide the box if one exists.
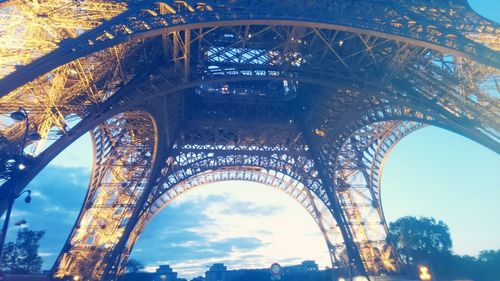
[0,0,498,280]
[0,0,126,78]
[54,111,156,280]
[0,0,127,156]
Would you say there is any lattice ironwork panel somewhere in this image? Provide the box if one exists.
[333,121,424,274]
[52,111,156,280]
[0,1,498,280]
[144,168,349,273]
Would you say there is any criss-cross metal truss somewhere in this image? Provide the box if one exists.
[0,0,499,280]
[54,111,156,278]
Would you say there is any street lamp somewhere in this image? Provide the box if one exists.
[0,107,39,261]
[9,108,41,155]
[0,190,32,261]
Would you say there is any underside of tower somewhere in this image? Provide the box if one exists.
[0,0,498,280]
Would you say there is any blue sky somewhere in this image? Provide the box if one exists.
[2,0,499,279]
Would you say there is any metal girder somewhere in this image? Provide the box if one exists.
[1,23,497,171]
[45,117,425,280]
[146,168,348,273]
[301,129,369,277]
[82,121,410,280]
[0,0,127,79]
[332,121,424,274]
[0,1,498,280]
[0,0,498,97]
[52,111,157,280]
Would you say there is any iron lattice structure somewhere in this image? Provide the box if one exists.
[0,0,499,279]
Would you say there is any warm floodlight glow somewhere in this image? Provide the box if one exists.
[17,163,26,171]
[418,265,432,281]
[314,128,326,137]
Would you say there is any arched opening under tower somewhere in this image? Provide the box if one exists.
[0,1,498,280]
[0,132,93,271]
[130,180,334,279]
[5,115,494,278]
[381,126,500,256]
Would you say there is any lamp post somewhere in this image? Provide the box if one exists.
[0,190,32,262]
[0,107,39,262]
[9,107,41,156]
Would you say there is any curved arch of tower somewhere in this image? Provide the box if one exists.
[0,0,498,280]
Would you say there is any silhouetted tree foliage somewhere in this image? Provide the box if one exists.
[390,216,500,281]
[126,259,145,273]
[0,242,16,272]
[390,216,452,264]
[478,250,500,280]
[0,227,45,274]
[390,216,453,279]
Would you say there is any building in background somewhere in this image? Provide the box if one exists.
[205,264,230,281]
[204,261,330,281]
[120,260,410,281]
[153,265,178,281]
[121,265,182,281]
[283,260,319,273]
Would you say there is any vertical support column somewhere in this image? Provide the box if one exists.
[100,141,170,281]
[101,93,184,280]
[172,31,180,72]
[163,29,191,81]
[303,186,347,279]
[183,29,191,81]
[302,131,368,278]
[333,121,424,275]
[161,34,169,63]
[52,111,157,280]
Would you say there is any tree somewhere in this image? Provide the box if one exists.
[476,250,500,280]
[0,227,45,274]
[478,249,500,263]
[389,216,452,265]
[0,242,16,272]
[126,259,145,273]
[389,216,454,279]
[389,216,500,280]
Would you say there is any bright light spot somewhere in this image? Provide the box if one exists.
[17,163,26,170]
[419,265,432,281]
[314,128,326,137]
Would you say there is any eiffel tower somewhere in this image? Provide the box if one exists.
[0,0,498,280]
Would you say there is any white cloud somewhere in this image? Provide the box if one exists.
[48,133,93,169]
[31,190,48,200]
[170,241,204,248]
[10,209,28,218]
[152,181,332,279]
